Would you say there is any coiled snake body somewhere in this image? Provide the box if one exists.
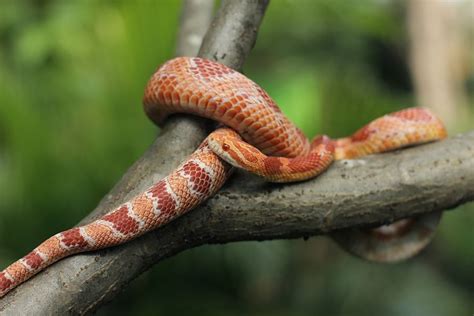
[0,57,446,297]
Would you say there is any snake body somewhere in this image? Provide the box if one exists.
[0,57,447,297]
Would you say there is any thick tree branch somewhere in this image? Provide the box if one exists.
[0,0,270,314]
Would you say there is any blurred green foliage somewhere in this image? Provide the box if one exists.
[0,1,472,315]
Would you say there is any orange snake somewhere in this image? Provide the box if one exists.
[0,57,446,297]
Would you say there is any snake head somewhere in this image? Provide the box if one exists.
[207,127,244,165]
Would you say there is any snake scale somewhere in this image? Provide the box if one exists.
[0,57,447,297]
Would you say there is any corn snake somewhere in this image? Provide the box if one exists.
[0,57,447,297]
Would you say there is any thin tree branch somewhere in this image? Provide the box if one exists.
[198,0,269,69]
[176,0,215,57]
[0,0,270,314]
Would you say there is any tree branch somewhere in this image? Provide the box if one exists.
[175,0,215,57]
[208,132,473,241]
[0,0,270,314]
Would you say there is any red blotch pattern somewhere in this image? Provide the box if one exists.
[0,273,13,293]
[264,157,284,174]
[61,228,89,249]
[182,161,212,196]
[148,181,177,215]
[102,205,139,236]
[23,251,44,270]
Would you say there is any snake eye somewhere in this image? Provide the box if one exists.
[222,143,230,151]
